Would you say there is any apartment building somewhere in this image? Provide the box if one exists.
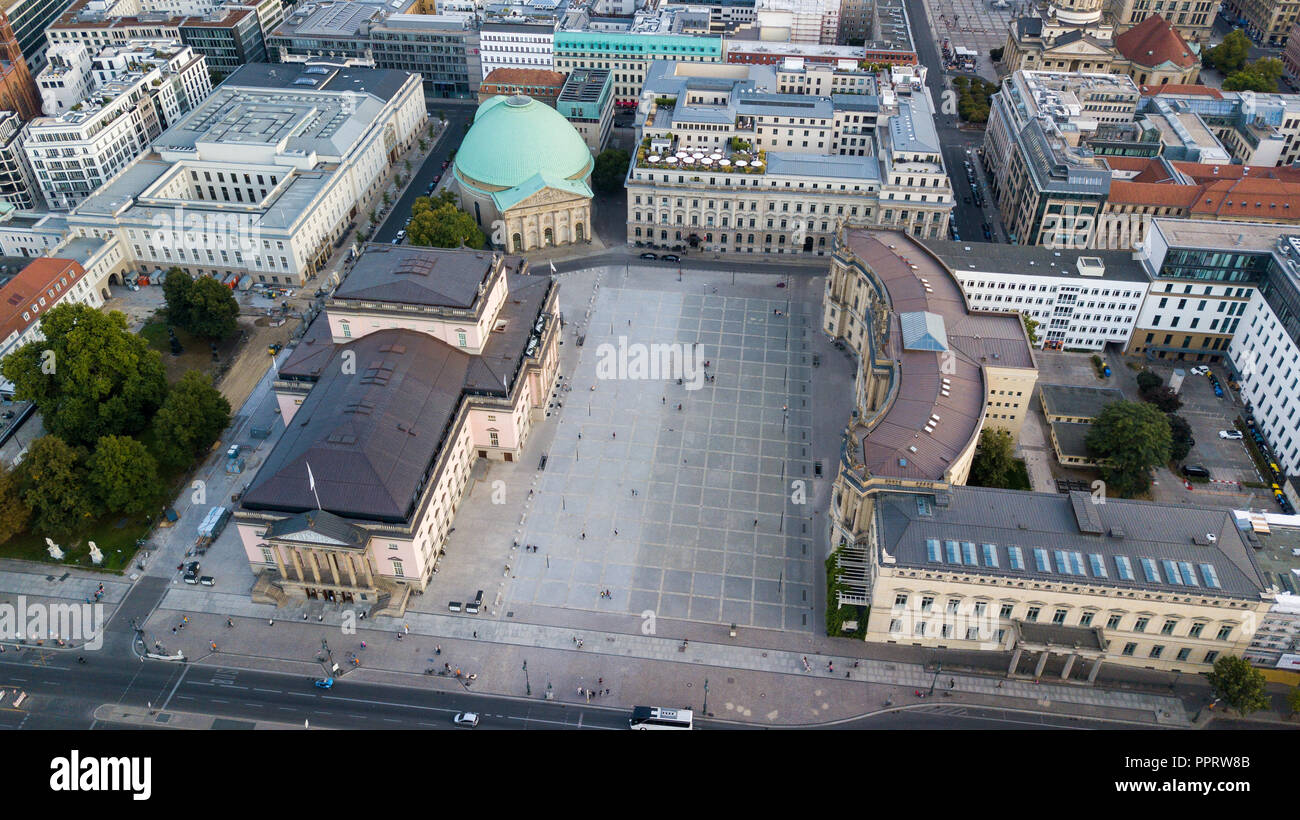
[64,61,426,286]
[1224,0,1300,48]
[0,110,37,210]
[626,61,952,255]
[1106,0,1216,44]
[983,71,1138,248]
[1125,218,1288,363]
[480,20,561,80]
[23,40,211,211]
[752,0,838,44]
[3,0,79,70]
[557,66,613,152]
[923,240,1151,351]
[477,67,567,107]
[661,0,758,35]
[1228,234,1300,475]
[47,0,281,77]
[553,9,725,107]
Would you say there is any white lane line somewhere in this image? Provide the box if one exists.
[253,688,279,694]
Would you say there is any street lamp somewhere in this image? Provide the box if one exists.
[523,659,531,696]
[702,678,709,716]
[928,660,942,696]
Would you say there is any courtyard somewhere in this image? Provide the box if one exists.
[421,264,851,635]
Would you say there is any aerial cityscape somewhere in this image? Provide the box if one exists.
[0,0,1297,774]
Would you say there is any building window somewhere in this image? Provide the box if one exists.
[1134,617,1150,633]
[889,618,902,633]
[392,560,404,578]
[1080,612,1094,627]
[1026,606,1040,622]
[1149,645,1164,659]
[1052,609,1067,625]
[1204,650,1219,664]
[999,604,1014,619]
[1107,614,1122,630]
[1122,642,1137,656]
[1161,619,1177,636]
[893,594,908,609]
[1189,622,1205,638]
[1216,625,1232,641]
[1176,648,1191,662]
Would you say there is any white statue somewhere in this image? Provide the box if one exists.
[45,537,64,561]
[88,541,103,565]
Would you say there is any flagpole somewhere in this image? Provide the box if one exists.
[307,462,322,510]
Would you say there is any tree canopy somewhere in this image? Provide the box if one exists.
[969,428,1016,488]
[1167,414,1194,462]
[0,463,29,546]
[1085,400,1172,498]
[163,268,240,339]
[0,303,167,448]
[407,192,485,250]
[86,435,160,516]
[1206,655,1270,716]
[1223,58,1284,92]
[592,148,630,194]
[1205,29,1251,74]
[19,435,96,541]
[150,371,231,470]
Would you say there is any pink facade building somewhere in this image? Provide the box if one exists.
[235,244,561,612]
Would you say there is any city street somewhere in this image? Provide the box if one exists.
[373,107,472,244]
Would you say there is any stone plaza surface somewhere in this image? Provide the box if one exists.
[922,0,1023,82]
[506,280,819,630]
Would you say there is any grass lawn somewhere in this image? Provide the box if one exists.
[2,513,153,573]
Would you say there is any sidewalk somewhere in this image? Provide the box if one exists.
[146,588,1191,727]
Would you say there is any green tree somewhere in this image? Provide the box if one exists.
[1205,29,1251,74]
[1085,400,1172,498]
[1021,313,1040,346]
[406,193,485,249]
[86,435,159,516]
[20,435,97,541]
[1,303,167,448]
[1287,686,1300,720]
[989,47,1004,62]
[1223,58,1284,92]
[1135,369,1162,394]
[185,275,240,339]
[1206,655,1270,716]
[150,371,231,470]
[969,428,1016,488]
[1167,414,1194,462]
[0,463,30,545]
[592,148,630,194]
[162,268,193,329]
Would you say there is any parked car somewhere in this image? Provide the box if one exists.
[395,230,406,241]
[1218,430,1243,440]
[199,576,215,586]
[662,254,680,262]
[453,712,479,727]
[1190,365,1208,375]
[183,561,200,584]
[639,252,658,260]
[1181,464,1211,479]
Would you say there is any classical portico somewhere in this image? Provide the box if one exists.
[501,186,592,252]
[1007,620,1107,684]
[257,510,381,604]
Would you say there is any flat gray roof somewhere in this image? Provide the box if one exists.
[1050,420,1093,458]
[333,244,498,308]
[922,239,1151,284]
[1040,384,1126,420]
[877,485,1270,599]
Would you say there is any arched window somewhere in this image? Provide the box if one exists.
[512,233,523,252]
[575,223,584,241]
[544,227,554,246]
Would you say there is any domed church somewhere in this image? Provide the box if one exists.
[453,95,594,252]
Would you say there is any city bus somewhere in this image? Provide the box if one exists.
[628,706,693,730]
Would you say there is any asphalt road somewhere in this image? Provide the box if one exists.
[904,0,1007,244]
[373,107,472,244]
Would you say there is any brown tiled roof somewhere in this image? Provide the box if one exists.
[1191,178,1300,218]
[1104,180,1199,208]
[1100,155,1157,174]
[0,258,86,344]
[1116,14,1198,69]
[481,68,566,89]
[1140,83,1221,98]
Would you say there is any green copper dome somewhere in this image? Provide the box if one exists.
[454,95,593,190]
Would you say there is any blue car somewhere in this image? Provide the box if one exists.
[1214,385,1224,397]
[313,677,334,689]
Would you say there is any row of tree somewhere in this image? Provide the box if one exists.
[162,269,241,340]
[406,190,485,250]
[0,304,230,543]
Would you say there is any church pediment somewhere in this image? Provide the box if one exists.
[1044,39,1114,57]
[503,185,589,212]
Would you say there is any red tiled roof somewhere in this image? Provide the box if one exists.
[1191,178,1300,217]
[0,258,86,344]
[1100,155,1156,173]
[1115,14,1198,69]
[1170,161,1300,183]
[1140,83,1222,98]
[1105,180,1200,208]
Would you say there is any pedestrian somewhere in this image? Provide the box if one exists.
[678,403,682,411]
[613,529,618,535]
[753,519,758,527]
[611,431,616,438]
[360,641,366,649]
[949,678,955,689]
[473,631,478,639]
[303,613,308,621]
[172,627,177,634]
[996,681,1003,689]
[404,623,410,634]
[662,396,666,404]
[318,615,323,622]
[227,618,234,628]
[436,645,441,655]
[581,531,585,539]
[598,678,603,686]
[605,689,610,696]
[210,642,217,651]
[577,432,581,439]
[269,619,274,626]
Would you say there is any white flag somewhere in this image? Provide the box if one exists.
[307,462,316,493]
[550,260,556,273]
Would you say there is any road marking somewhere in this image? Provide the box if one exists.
[211,698,229,704]
[286,692,313,698]
[253,688,279,694]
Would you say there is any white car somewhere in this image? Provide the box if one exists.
[452,712,479,727]
[1190,366,1209,376]
[1219,430,1243,440]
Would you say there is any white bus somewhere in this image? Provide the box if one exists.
[628,706,693,730]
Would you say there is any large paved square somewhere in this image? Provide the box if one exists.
[505,282,819,631]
